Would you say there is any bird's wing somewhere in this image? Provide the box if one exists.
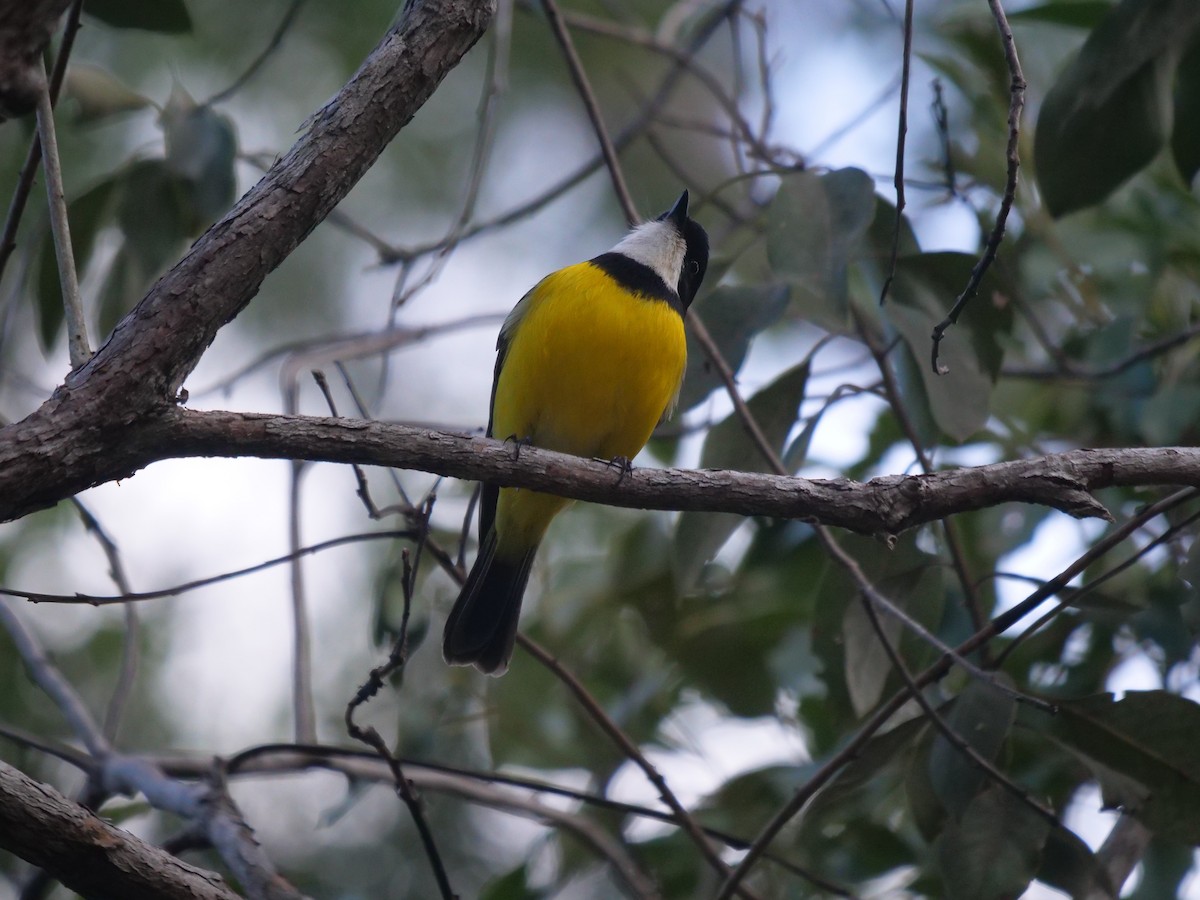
[480,281,542,539]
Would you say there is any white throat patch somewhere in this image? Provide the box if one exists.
[611,220,686,292]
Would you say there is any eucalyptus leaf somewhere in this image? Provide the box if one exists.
[1046,691,1200,842]
[884,252,1012,442]
[1170,37,1200,186]
[676,284,788,412]
[928,680,1016,816]
[767,167,876,329]
[1035,0,1200,216]
[934,785,1051,900]
[85,0,192,33]
[673,361,808,592]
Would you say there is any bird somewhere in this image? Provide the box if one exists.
[442,190,710,675]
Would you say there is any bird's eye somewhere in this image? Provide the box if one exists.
[687,260,700,275]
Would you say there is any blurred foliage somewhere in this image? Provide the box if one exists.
[2,0,1200,899]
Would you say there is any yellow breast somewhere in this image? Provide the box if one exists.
[489,262,686,556]
[492,261,687,461]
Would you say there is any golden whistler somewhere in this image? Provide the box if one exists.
[443,192,710,675]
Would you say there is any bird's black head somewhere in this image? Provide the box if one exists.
[658,190,710,310]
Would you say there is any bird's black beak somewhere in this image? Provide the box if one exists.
[658,190,689,228]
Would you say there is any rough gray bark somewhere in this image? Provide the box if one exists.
[0,0,494,894]
[0,760,240,900]
[0,0,70,119]
[0,0,495,522]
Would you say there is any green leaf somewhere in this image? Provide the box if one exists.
[928,680,1016,816]
[1126,838,1195,900]
[1035,0,1200,216]
[1009,1,1114,28]
[676,284,789,412]
[85,0,192,33]
[479,864,541,900]
[1046,691,1200,842]
[884,252,1013,442]
[672,361,808,591]
[1037,826,1115,900]
[934,785,1052,900]
[767,167,877,329]
[117,160,191,274]
[842,563,944,717]
[1170,37,1200,186]
[801,714,928,826]
[162,88,238,224]
[62,65,152,122]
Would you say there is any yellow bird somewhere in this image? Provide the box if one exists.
[442,191,710,675]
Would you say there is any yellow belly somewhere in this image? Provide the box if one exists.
[490,262,686,556]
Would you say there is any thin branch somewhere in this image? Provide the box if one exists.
[216,742,854,896]
[689,311,788,473]
[346,540,455,900]
[878,0,914,306]
[0,0,82,289]
[389,0,511,310]
[856,312,991,641]
[539,0,639,225]
[821,527,1059,825]
[717,488,1193,898]
[34,56,89,367]
[930,0,1025,373]
[1004,318,1200,381]
[282,376,316,744]
[0,530,417,605]
[0,601,108,756]
[814,525,1052,712]
[199,760,313,900]
[70,499,141,743]
[516,634,758,898]
[931,78,958,197]
[992,496,1200,667]
[206,0,307,105]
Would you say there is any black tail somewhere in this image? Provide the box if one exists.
[442,530,537,675]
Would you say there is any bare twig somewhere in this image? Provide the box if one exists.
[346,540,455,900]
[821,527,1059,825]
[992,495,1200,667]
[516,634,758,897]
[206,0,307,105]
[284,387,316,743]
[0,601,108,756]
[930,0,1024,373]
[878,0,914,306]
[0,0,82,289]
[70,499,141,743]
[717,489,1193,898]
[200,760,313,900]
[539,0,639,224]
[34,56,89,367]
[855,312,991,640]
[815,525,1052,712]
[1,530,416,605]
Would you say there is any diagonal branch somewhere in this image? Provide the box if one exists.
[0,0,495,520]
[0,761,240,900]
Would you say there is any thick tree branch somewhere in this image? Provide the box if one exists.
[0,760,240,900]
[3,405,1196,532]
[0,0,494,522]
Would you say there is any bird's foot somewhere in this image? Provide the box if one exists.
[605,455,634,485]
